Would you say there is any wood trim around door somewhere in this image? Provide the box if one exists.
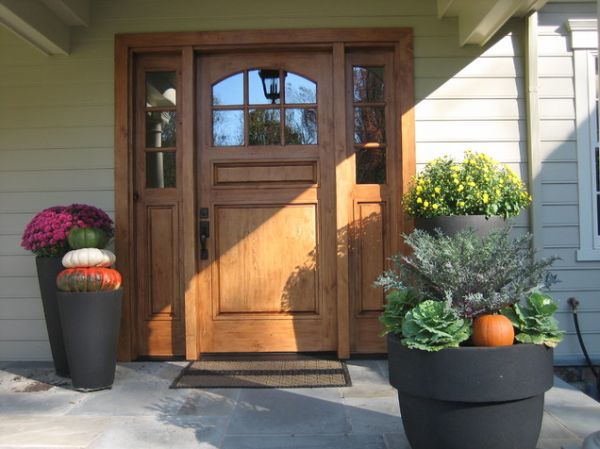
[114,28,415,361]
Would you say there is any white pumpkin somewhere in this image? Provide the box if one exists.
[62,248,116,268]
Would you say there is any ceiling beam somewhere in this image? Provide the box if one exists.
[40,0,90,27]
[0,0,70,55]
[437,0,549,46]
[459,0,523,46]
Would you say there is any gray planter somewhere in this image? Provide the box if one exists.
[414,215,505,237]
[57,289,122,391]
[387,334,553,449]
[35,256,70,377]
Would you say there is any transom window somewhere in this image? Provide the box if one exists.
[211,69,318,147]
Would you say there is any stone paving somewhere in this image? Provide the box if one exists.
[0,359,598,449]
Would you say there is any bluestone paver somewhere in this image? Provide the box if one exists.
[0,359,597,449]
[227,387,350,435]
[221,434,387,449]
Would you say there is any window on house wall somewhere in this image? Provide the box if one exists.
[569,20,600,260]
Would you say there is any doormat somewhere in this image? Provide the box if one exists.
[171,358,351,389]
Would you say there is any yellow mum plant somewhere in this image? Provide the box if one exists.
[404,151,531,218]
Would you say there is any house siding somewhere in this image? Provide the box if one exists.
[536,2,600,364]
[0,0,556,361]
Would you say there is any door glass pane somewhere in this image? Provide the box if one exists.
[354,107,385,144]
[285,109,317,144]
[146,111,176,148]
[146,72,176,107]
[213,110,244,146]
[285,73,317,104]
[249,69,281,105]
[353,66,384,103]
[212,72,244,106]
[146,152,176,188]
[249,109,280,145]
[356,147,386,184]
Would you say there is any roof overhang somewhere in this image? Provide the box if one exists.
[0,0,89,55]
[0,0,552,54]
[438,0,548,46]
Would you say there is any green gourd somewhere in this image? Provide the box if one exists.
[67,227,108,250]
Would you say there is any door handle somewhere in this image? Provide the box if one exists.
[199,220,209,260]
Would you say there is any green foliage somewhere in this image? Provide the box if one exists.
[401,300,471,351]
[403,151,531,218]
[376,228,559,319]
[379,289,420,336]
[501,292,565,347]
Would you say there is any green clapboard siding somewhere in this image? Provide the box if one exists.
[536,2,600,364]
[6,0,594,362]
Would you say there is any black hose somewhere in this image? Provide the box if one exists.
[568,297,600,394]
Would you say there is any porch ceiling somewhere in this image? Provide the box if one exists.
[437,0,548,46]
[0,0,549,54]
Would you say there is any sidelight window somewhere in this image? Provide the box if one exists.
[144,71,177,188]
[352,66,387,185]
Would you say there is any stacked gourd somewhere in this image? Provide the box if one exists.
[56,227,122,292]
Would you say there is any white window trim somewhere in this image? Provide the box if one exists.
[568,19,600,261]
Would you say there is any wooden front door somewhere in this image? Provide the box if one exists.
[120,30,415,360]
[196,51,337,352]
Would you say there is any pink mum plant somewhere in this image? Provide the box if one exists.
[21,204,114,257]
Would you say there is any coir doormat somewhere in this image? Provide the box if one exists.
[171,356,351,389]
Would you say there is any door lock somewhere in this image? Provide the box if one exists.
[199,220,210,260]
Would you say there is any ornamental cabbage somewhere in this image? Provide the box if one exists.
[401,300,471,352]
[501,292,565,347]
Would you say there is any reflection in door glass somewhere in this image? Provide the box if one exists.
[354,107,386,144]
[213,110,244,146]
[146,111,176,148]
[356,148,386,184]
[249,109,280,145]
[212,72,244,106]
[146,152,176,188]
[353,66,384,103]
[285,109,317,144]
[285,73,316,104]
[249,69,281,105]
[146,72,176,107]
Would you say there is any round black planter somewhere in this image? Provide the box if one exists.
[57,289,122,392]
[414,215,505,237]
[35,256,70,377]
[387,334,554,449]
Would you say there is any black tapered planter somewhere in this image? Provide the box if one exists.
[415,215,505,237]
[387,334,554,449]
[57,290,122,391]
[35,256,70,377]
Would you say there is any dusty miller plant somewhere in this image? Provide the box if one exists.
[375,228,559,319]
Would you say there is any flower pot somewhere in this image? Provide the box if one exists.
[414,215,505,237]
[57,289,122,391]
[35,256,70,377]
[387,334,553,449]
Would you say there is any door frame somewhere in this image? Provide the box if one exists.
[114,28,415,361]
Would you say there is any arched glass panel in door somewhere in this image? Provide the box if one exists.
[211,69,318,147]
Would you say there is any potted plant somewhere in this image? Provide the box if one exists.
[56,226,122,392]
[20,204,114,377]
[376,228,564,449]
[404,151,531,235]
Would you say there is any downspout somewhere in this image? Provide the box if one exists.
[524,11,543,254]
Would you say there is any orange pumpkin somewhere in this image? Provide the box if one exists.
[472,314,515,347]
[56,267,122,292]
